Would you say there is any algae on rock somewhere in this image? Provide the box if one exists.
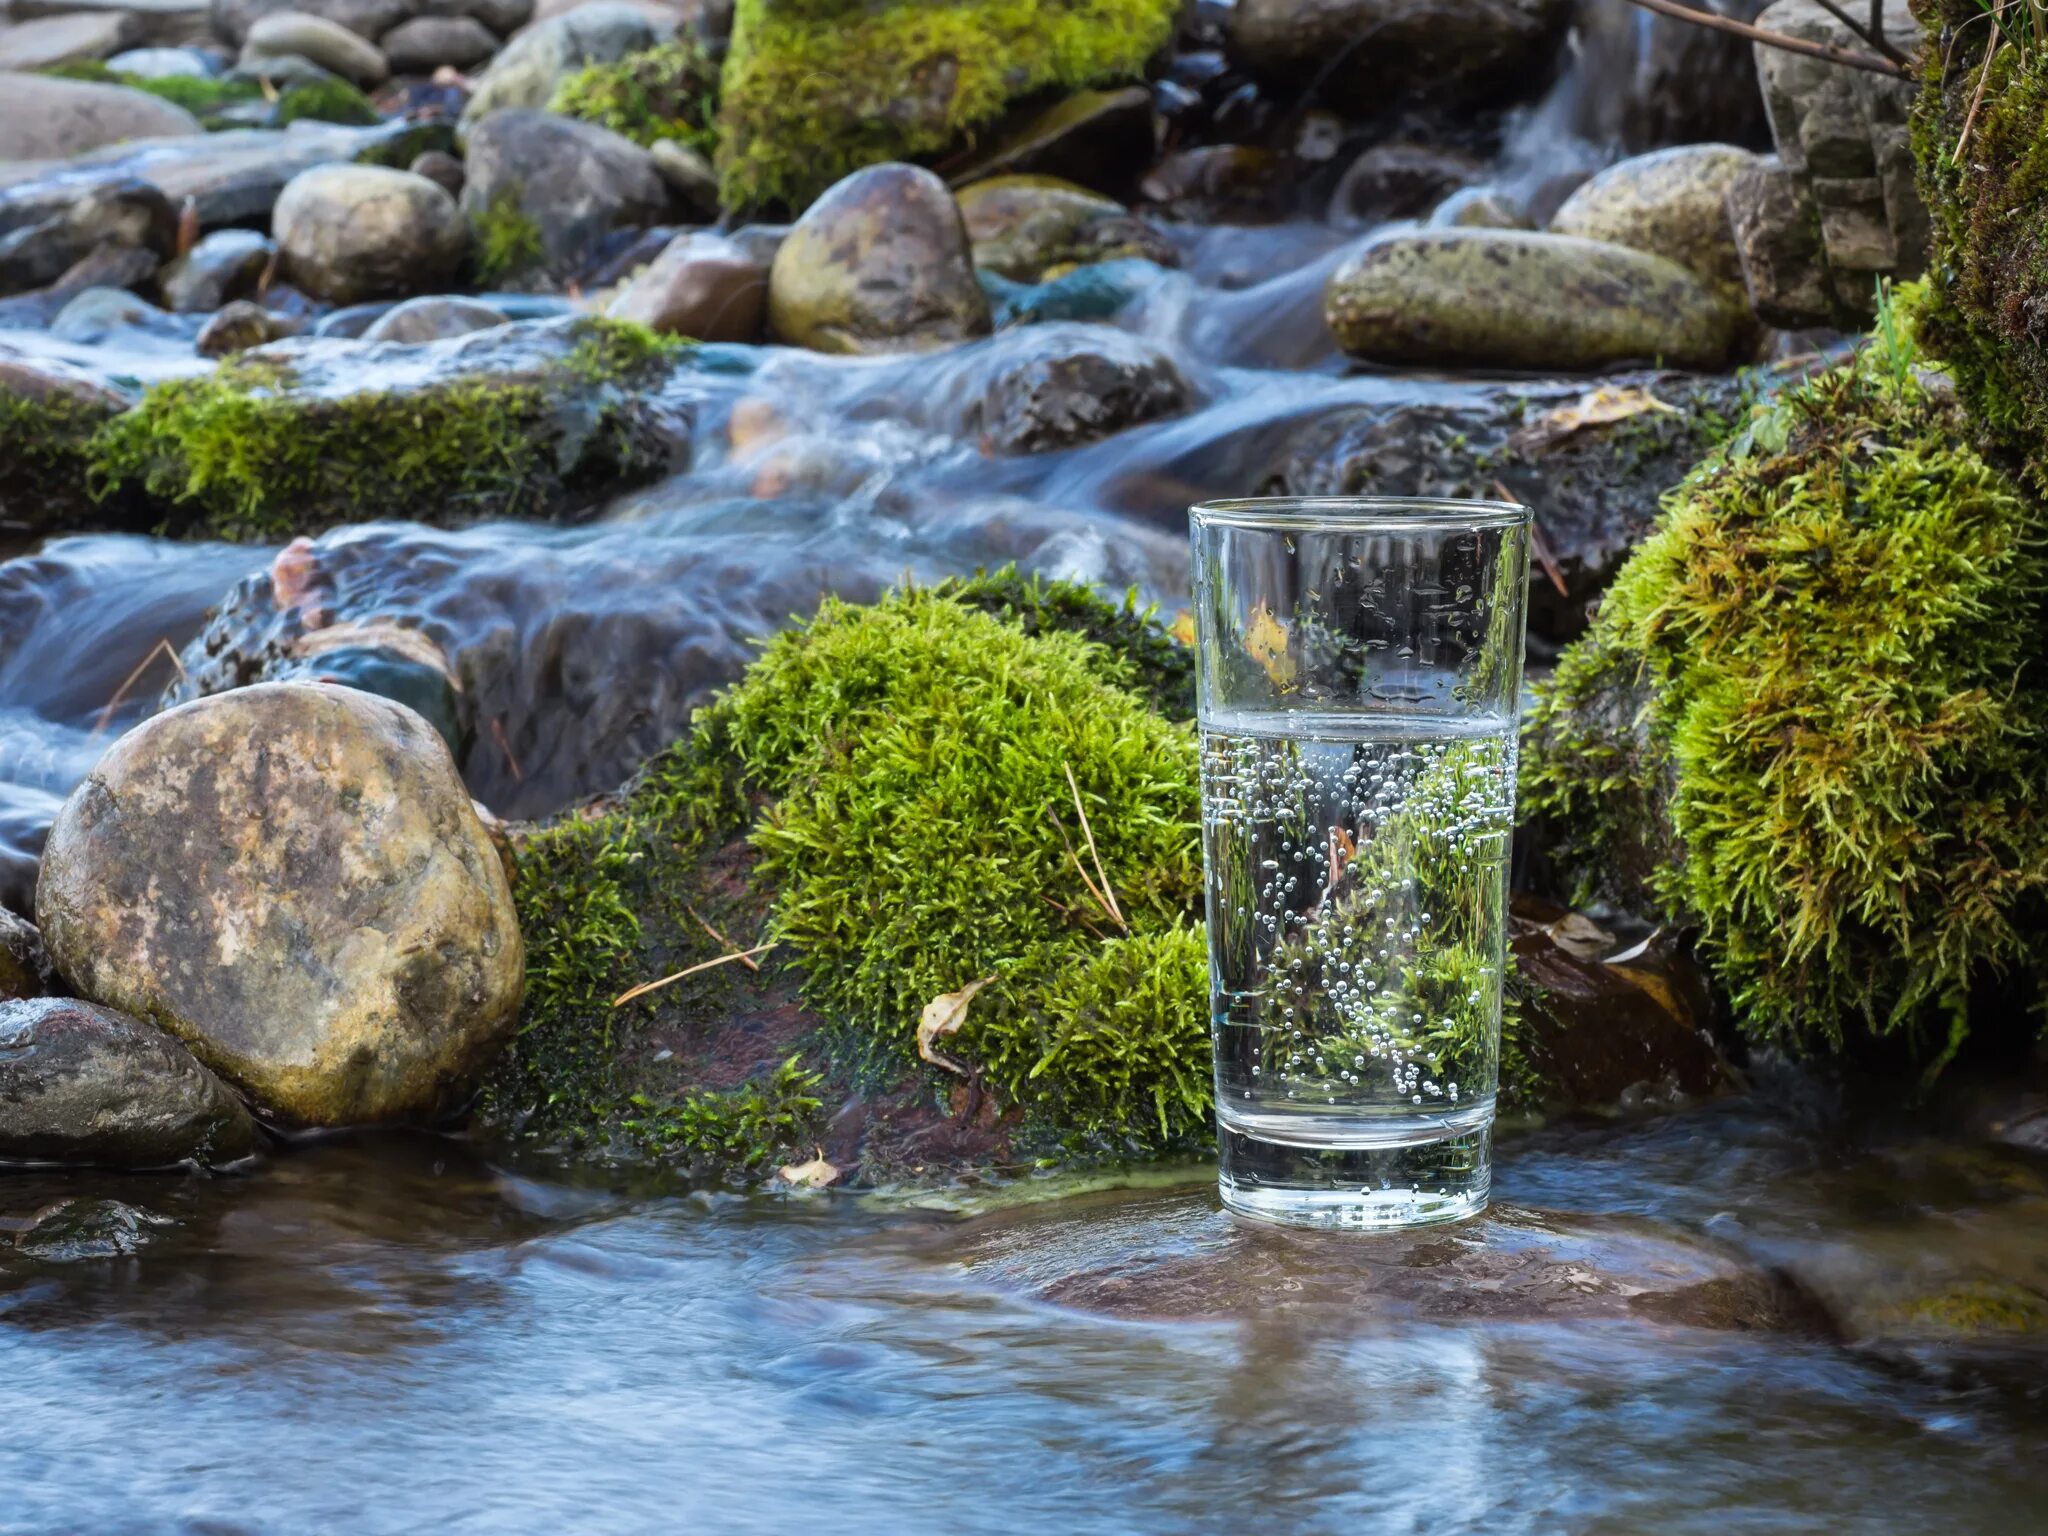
[1523,297,2048,1062]
[548,38,720,152]
[715,0,1181,213]
[84,317,690,540]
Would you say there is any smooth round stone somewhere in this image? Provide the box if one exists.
[359,294,509,342]
[240,11,391,87]
[273,163,469,304]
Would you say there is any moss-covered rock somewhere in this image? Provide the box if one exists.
[85,316,691,540]
[715,0,1181,214]
[1523,298,2048,1063]
[1910,4,2048,492]
[547,37,721,153]
[0,355,142,536]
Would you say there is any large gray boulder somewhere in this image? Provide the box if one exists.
[457,1,657,124]
[0,72,203,162]
[1229,0,1570,106]
[0,997,259,1168]
[36,683,524,1129]
[239,10,390,85]
[379,13,498,72]
[459,109,666,281]
[273,162,468,303]
[767,162,991,355]
[1324,229,1744,372]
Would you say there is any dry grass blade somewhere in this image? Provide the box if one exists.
[611,942,778,1007]
[1047,804,1124,932]
[1955,23,2003,159]
[92,638,185,738]
[1063,762,1126,931]
[685,902,760,970]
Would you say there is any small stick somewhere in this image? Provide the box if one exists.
[612,943,778,1008]
[685,901,759,971]
[1617,0,1910,76]
[1062,763,1127,931]
[1954,25,2003,160]
[489,716,524,782]
[1805,0,1912,66]
[92,638,185,737]
[1049,807,1124,933]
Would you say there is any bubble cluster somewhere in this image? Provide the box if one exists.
[1201,714,1514,1126]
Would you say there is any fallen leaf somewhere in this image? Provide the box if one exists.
[777,1153,841,1190]
[1544,910,1617,961]
[1244,599,1297,688]
[918,976,994,1076]
[1168,610,1197,647]
[1511,386,1677,454]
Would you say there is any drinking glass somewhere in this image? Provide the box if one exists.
[1192,496,1531,1229]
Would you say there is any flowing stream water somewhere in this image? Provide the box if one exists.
[4,15,2047,1525]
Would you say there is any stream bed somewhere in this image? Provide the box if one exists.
[4,1092,2046,1533]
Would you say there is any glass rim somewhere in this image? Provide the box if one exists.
[1190,495,1532,531]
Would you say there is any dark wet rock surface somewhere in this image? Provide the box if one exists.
[459,110,669,284]
[0,995,258,1167]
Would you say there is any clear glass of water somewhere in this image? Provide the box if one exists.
[1192,496,1531,1230]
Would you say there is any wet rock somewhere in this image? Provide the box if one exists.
[226,47,340,88]
[195,296,299,354]
[1229,0,1570,108]
[0,71,203,161]
[962,324,1191,455]
[458,0,657,123]
[158,226,273,311]
[981,257,1167,329]
[408,148,465,198]
[956,175,1179,285]
[1256,366,1760,643]
[107,45,223,77]
[767,162,991,355]
[1325,229,1744,372]
[466,0,537,34]
[211,0,411,46]
[1138,144,1289,224]
[0,910,51,1002]
[459,110,667,283]
[0,11,139,71]
[0,178,177,297]
[1431,185,1526,229]
[1508,894,1731,1114]
[1549,143,1761,312]
[931,1186,1820,1331]
[3,1196,174,1262]
[942,86,1158,194]
[50,284,197,345]
[648,138,718,215]
[380,13,498,72]
[274,163,469,303]
[239,11,390,86]
[605,229,767,342]
[1726,153,1839,329]
[0,997,259,1168]
[359,294,508,342]
[1328,142,1486,231]
[47,238,164,300]
[36,682,525,1128]
[0,350,136,532]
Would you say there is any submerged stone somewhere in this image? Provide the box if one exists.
[0,996,259,1168]
[36,682,525,1128]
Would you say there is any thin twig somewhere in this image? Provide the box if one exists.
[92,638,185,737]
[684,901,759,970]
[1047,804,1125,934]
[1617,0,1910,76]
[1062,763,1126,931]
[1805,0,1912,66]
[1955,24,2002,159]
[611,943,778,1008]
[489,716,524,782]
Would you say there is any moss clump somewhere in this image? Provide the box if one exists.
[716,0,1181,212]
[0,387,122,533]
[43,62,379,128]
[1910,10,2048,488]
[85,319,689,540]
[621,1056,824,1171]
[548,38,720,152]
[1524,303,2048,1063]
[272,77,381,127]
[469,188,546,286]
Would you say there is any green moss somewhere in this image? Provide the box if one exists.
[548,38,720,152]
[0,387,129,534]
[1899,1279,2048,1335]
[716,0,1180,212]
[469,188,546,287]
[273,76,380,127]
[1524,311,2048,1063]
[620,1056,824,1169]
[84,319,688,540]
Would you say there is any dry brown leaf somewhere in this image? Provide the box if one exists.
[917,975,994,1076]
[1544,910,1617,961]
[1168,610,1197,647]
[1244,599,1297,688]
[777,1153,841,1190]
[1512,386,1677,454]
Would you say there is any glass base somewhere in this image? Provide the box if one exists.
[1216,1121,1491,1231]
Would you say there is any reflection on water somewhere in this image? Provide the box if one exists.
[4,1101,2045,1534]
